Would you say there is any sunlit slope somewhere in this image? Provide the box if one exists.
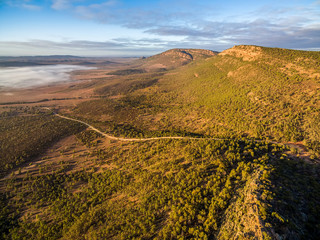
[138,48,218,70]
[156,45,320,154]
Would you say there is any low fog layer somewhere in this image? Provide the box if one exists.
[0,65,95,89]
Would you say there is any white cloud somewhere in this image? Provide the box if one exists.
[2,0,320,53]
[21,3,41,10]
[0,39,161,56]
[4,0,41,10]
[52,0,118,11]
[0,39,124,50]
[51,0,72,10]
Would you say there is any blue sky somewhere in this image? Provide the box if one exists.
[0,0,319,56]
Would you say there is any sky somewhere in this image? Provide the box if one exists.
[0,0,319,56]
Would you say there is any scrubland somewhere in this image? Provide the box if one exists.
[1,46,319,239]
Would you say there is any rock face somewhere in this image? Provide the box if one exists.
[160,48,218,60]
[219,45,263,61]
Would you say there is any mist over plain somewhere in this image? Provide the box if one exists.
[0,65,95,89]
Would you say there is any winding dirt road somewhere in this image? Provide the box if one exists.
[46,108,312,158]
[49,110,227,142]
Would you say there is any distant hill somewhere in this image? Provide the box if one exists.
[138,48,218,71]
[104,48,218,75]
[0,61,48,67]
[0,55,83,61]
[0,56,127,67]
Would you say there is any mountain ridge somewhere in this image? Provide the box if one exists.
[139,48,218,70]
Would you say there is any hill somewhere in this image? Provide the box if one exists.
[105,49,218,76]
[0,46,319,239]
[148,45,320,152]
[0,56,131,67]
[137,48,218,71]
[87,45,320,152]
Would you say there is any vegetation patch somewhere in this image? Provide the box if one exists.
[0,107,86,177]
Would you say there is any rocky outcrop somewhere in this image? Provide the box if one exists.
[220,45,263,61]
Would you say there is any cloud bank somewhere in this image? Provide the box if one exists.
[0,65,95,89]
[1,0,319,55]
[59,0,320,51]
